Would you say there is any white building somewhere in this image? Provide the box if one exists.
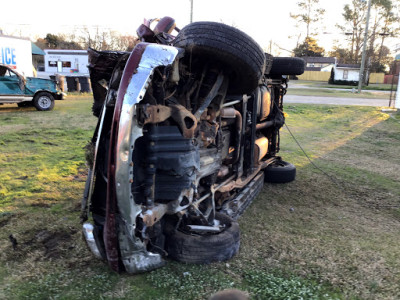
[38,49,89,78]
[334,64,361,82]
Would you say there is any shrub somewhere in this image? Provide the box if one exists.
[328,68,335,84]
[331,79,359,86]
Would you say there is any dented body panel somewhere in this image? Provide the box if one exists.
[82,17,304,273]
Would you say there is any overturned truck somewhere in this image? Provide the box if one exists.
[81,17,305,273]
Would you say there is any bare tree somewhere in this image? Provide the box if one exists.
[337,0,399,71]
[290,0,326,38]
[337,0,368,63]
[77,26,138,51]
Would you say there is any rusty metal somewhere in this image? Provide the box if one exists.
[194,72,225,120]
[141,204,168,227]
[220,107,236,118]
[215,158,276,194]
[199,120,219,147]
[141,105,172,125]
[256,120,274,130]
[220,108,242,165]
[140,104,197,138]
[237,95,248,178]
[215,191,232,207]
[166,188,194,213]
[170,104,197,138]
[220,172,264,220]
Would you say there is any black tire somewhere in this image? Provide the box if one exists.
[173,22,265,94]
[269,57,305,76]
[264,160,296,183]
[33,92,55,111]
[165,212,240,264]
[264,53,273,75]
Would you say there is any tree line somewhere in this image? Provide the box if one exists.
[290,0,399,73]
[35,27,139,52]
[33,1,399,73]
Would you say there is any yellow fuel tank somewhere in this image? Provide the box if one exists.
[255,137,269,162]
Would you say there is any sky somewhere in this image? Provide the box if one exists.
[1,0,397,55]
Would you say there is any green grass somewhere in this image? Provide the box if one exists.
[0,98,95,210]
[1,99,400,299]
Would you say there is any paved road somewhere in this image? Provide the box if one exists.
[289,82,391,94]
[284,95,392,107]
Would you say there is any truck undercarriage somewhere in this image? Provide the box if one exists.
[81,18,305,273]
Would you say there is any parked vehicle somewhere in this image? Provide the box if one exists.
[0,35,34,77]
[81,17,305,273]
[0,64,65,111]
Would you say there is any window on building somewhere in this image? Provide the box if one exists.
[343,70,348,80]
[48,61,57,67]
[62,61,71,68]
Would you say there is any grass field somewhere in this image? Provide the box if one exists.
[1,97,400,299]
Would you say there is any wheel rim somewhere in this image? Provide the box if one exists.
[38,96,51,109]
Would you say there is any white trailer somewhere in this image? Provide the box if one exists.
[0,35,33,77]
[42,49,89,77]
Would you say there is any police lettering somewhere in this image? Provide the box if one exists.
[0,47,16,65]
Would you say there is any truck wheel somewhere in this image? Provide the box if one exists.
[33,92,55,111]
[264,160,296,183]
[173,22,265,94]
[165,212,240,264]
[264,53,273,75]
[269,57,305,76]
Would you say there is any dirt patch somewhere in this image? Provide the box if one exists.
[6,228,78,260]
[35,230,74,258]
[0,213,15,228]
[0,218,11,228]
[43,142,58,146]
[30,203,51,208]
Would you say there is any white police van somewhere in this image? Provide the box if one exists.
[0,35,34,77]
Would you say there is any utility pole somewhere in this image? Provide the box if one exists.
[190,0,194,23]
[358,0,372,93]
[396,72,400,109]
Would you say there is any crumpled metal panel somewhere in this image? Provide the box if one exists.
[114,44,180,273]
